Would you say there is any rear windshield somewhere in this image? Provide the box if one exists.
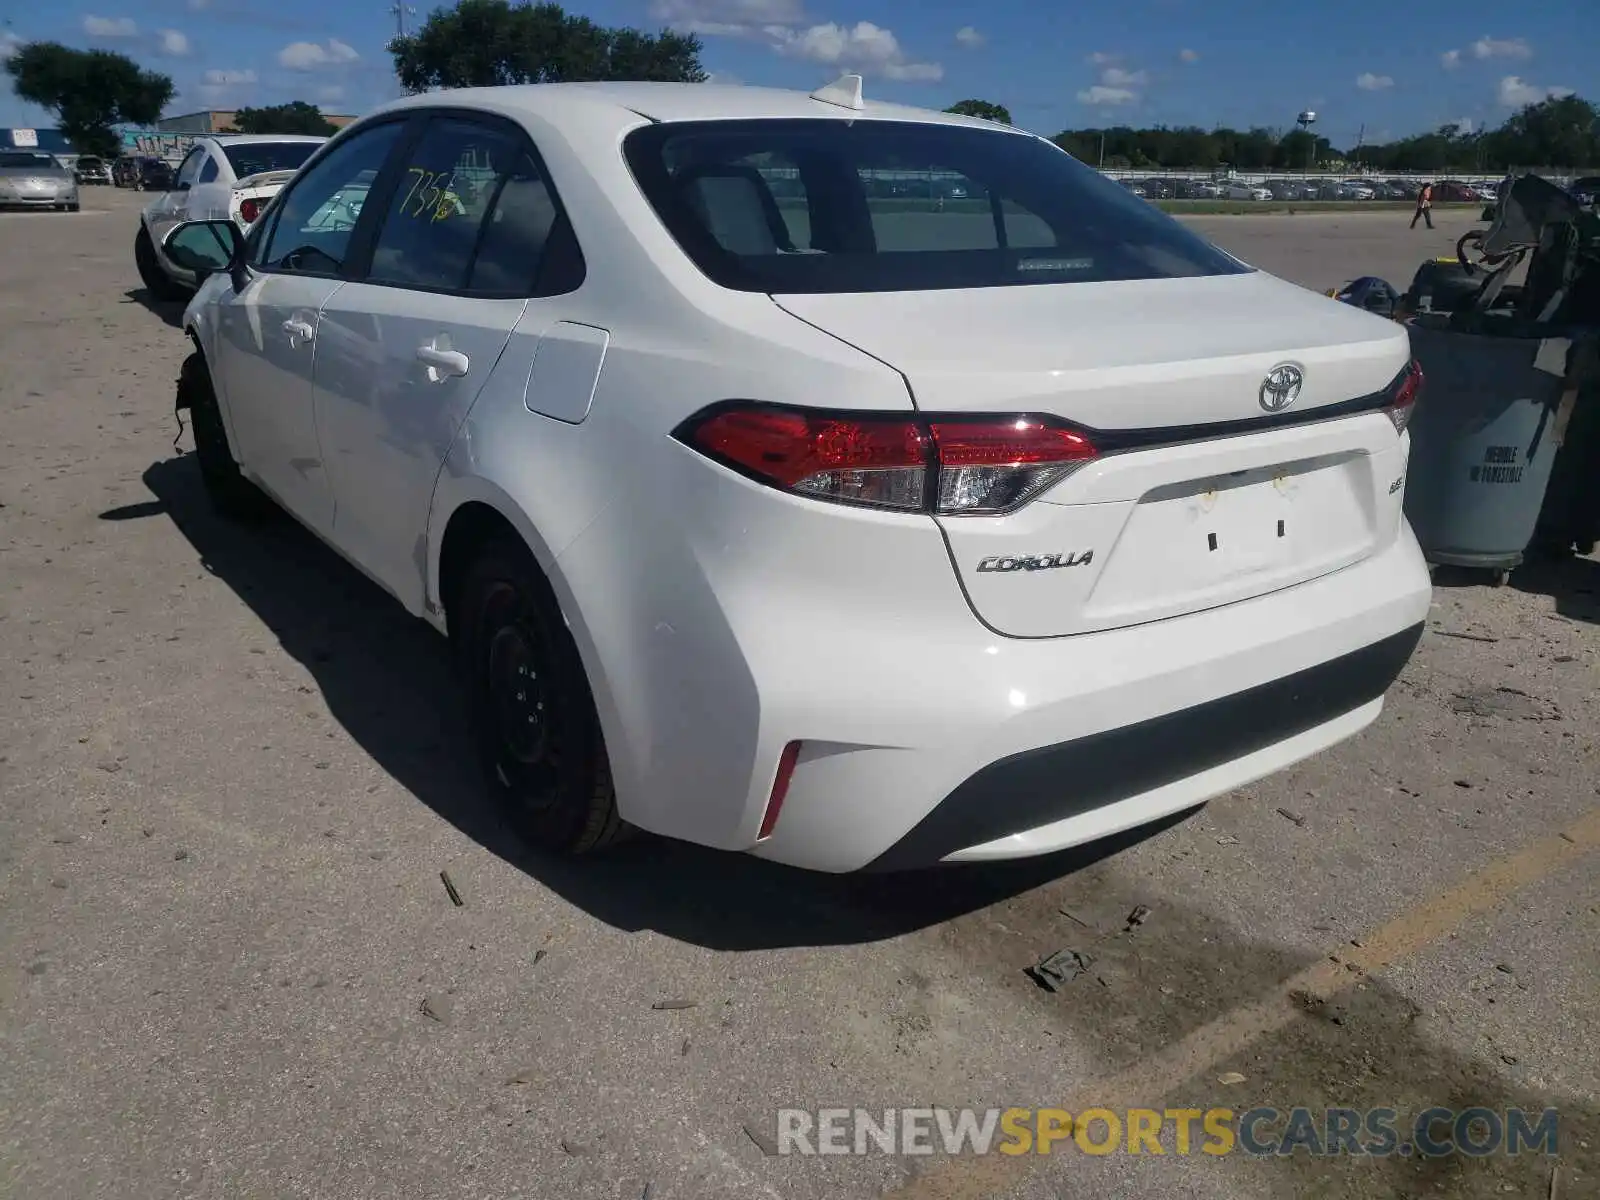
[223,141,321,179]
[622,119,1250,293]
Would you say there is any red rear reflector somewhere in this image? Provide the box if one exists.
[239,197,264,224]
[677,405,1098,516]
[758,741,802,841]
[1386,359,1423,434]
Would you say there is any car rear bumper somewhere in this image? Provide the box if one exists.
[556,439,1433,872]
[743,526,1430,872]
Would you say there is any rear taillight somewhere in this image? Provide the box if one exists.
[676,404,1097,516]
[238,197,265,224]
[1386,359,1423,434]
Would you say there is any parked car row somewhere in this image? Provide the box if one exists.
[1111,175,1509,203]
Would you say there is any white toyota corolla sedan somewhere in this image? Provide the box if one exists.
[164,77,1432,873]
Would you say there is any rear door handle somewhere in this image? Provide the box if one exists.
[282,318,315,342]
[416,345,469,380]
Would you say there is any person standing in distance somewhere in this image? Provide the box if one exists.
[1410,180,1434,229]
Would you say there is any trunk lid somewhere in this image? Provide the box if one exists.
[775,272,1414,637]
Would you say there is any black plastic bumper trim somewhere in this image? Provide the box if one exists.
[863,622,1424,872]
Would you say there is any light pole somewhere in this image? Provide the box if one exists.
[1296,110,1317,174]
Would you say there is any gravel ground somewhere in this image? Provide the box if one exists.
[1,189,1596,1200]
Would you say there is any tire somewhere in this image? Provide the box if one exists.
[454,537,626,856]
[135,224,186,302]
[177,351,273,520]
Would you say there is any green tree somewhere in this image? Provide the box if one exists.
[4,42,173,158]
[390,0,705,92]
[1489,95,1600,168]
[945,99,1011,125]
[231,102,338,136]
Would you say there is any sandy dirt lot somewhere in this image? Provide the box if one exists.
[1,188,1596,1200]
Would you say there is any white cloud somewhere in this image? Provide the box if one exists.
[1101,66,1147,87]
[650,0,938,84]
[1077,85,1137,106]
[1178,48,1199,63]
[1445,117,1476,135]
[1356,72,1394,91]
[83,15,139,38]
[773,21,941,82]
[203,68,258,85]
[1473,36,1532,61]
[954,26,984,49]
[1498,75,1574,107]
[647,0,807,37]
[314,84,346,103]
[1440,49,1460,68]
[278,38,360,70]
[155,29,191,56]
[0,30,23,60]
[1086,51,1118,65]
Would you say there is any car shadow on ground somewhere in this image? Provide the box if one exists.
[1512,553,1600,625]
[122,287,185,329]
[115,453,1193,951]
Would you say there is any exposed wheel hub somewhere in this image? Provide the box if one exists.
[487,621,548,764]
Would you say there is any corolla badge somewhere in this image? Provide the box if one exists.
[1259,363,1304,413]
[976,551,1094,573]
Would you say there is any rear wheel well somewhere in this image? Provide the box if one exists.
[438,502,527,645]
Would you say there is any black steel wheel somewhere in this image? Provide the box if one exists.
[456,537,625,855]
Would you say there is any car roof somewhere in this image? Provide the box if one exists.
[371,80,1027,138]
[205,134,328,145]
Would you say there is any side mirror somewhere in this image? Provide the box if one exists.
[163,219,247,292]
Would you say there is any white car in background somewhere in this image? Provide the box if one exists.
[136,134,325,300]
[1220,180,1272,201]
[162,78,1432,873]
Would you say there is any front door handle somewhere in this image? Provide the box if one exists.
[416,345,469,380]
[282,317,315,342]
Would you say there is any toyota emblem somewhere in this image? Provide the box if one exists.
[1259,364,1304,412]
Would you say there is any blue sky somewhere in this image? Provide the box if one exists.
[2,0,1597,147]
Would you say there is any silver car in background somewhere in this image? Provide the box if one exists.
[0,150,80,212]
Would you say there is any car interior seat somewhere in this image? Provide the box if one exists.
[674,164,795,255]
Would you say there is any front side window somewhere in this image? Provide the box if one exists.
[365,118,519,293]
[258,122,404,276]
[623,119,1251,293]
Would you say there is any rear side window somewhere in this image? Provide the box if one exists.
[366,119,517,292]
[364,116,582,296]
[623,119,1250,293]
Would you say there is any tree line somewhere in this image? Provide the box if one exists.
[1048,96,1599,173]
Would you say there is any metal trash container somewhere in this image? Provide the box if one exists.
[1402,316,1572,577]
